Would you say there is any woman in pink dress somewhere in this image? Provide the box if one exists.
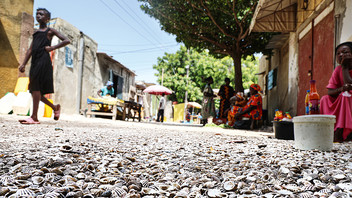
[320,42,352,142]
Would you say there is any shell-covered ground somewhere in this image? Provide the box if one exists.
[1,115,352,198]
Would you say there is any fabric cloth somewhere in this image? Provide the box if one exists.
[100,86,114,96]
[240,93,263,120]
[29,28,54,94]
[320,65,352,140]
[218,84,235,118]
[250,84,261,92]
[106,81,113,86]
[201,84,216,119]
[227,105,241,126]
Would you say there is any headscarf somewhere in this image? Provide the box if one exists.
[106,81,113,86]
[250,84,261,92]
[335,42,352,55]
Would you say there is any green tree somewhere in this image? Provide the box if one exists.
[155,46,234,103]
[139,0,273,92]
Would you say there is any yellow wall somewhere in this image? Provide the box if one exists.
[0,0,34,97]
[297,0,325,27]
[173,103,185,122]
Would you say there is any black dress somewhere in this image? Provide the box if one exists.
[29,28,54,94]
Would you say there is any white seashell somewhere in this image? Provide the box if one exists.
[14,188,35,198]
[223,181,236,191]
[32,176,45,185]
[204,181,216,188]
[333,174,345,180]
[76,173,86,180]
[208,189,222,197]
[141,187,159,195]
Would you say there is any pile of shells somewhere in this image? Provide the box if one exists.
[1,122,352,197]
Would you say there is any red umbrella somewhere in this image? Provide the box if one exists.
[143,85,173,95]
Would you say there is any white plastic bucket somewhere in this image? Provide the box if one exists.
[0,92,16,114]
[12,92,32,115]
[292,115,336,151]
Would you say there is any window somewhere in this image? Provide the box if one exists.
[267,67,277,90]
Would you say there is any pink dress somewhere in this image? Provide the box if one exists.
[320,65,352,140]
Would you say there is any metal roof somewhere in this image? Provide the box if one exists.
[250,0,297,33]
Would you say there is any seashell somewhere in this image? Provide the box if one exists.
[50,168,63,175]
[32,176,45,185]
[40,167,50,173]
[204,181,216,188]
[0,187,10,196]
[14,188,35,197]
[299,192,313,198]
[9,163,23,173]
[76,173,86,180]
[0,175,14,185]
[82,194,94,198]
[100,190,112,197]
[157,184,169,191]
[223,181,235,191]
[141,188,158,195]
[54,187,70,194]
[66,191,83,198]
[90,188,103,196]
[112,187,128,197]
[15,173,31,180]
[43,192,63,198]
[284,184,300,192]
[31,170,44,176]
[302,184,316,191]
[15,180,32,188]
[333,174,345,180]
[208,189,222,198]
[140,180,150,188]
[44,173,57,182]
[99,177,116,184]
[129,184,141,191]
[167,183,180,191]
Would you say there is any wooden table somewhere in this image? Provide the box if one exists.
[123,101,142,122]
[86,97,125,120]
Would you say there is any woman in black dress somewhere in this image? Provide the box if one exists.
[18,8,70,124]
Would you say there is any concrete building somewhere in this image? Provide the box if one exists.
[30,18,135,115]
[0,0,34,97]
[250,0,351,120]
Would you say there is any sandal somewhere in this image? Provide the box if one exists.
[54,104,61,121]
[20,118,40,125]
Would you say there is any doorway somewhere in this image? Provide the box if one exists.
[112,74,124,99]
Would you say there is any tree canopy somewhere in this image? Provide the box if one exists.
[154,45,259,104]
[139,0,273,92]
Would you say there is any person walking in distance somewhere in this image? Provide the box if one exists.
[18,8,70,124]
[156,93,166,122]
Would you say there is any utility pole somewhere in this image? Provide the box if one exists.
[183,65,189,122]
[161,68,164,86]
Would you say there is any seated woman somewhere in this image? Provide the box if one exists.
[226,93,246,127]
[234,84,263,129]
[320,41,352,142]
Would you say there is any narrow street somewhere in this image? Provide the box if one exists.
[1,115,352,197]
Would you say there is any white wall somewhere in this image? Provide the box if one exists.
[339,0,352,42]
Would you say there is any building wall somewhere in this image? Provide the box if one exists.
[96,54,136,102]
[337,0,352,43]
[288,32,299,116]
[48,18,99,114]
[0,0,33,97]
[297,4,334,115]
[48,18,136,114]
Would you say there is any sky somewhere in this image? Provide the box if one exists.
[33,0,181,84]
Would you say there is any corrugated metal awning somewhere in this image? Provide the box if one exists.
[250,0,297,33]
